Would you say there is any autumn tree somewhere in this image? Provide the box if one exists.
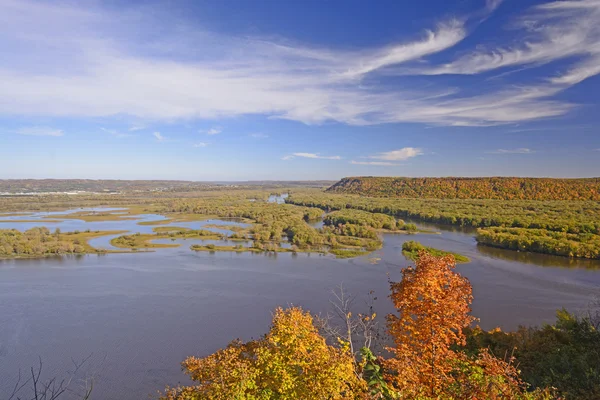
[384,253,474,397]
[162,307,367,400]
[383,252,548,399]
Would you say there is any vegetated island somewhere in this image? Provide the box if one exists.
[476,227,600,259]
[110,229,225,250]
[288,178,600,260]
[0,227,128,258]
[401,240,470,263]
[3,177,600,260]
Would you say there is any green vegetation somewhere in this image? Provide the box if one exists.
[328,248,370,258]
[151,226,191,233]
[464,309,600,399]
[288,191,600,233]
[402,240,470,263]
[167,196,382,257]
[288,190,600,259]
[0,227,127,258]
[324,208,399,230]
[328,176,600,200]
[190,244,282,253]
[46,211,140,222]
[111,230,224,249]
[476,227,600,259]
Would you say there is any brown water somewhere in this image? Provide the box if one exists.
[1,208,599,399]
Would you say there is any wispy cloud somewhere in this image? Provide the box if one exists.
[101,127,133,138]
[250,133,268,139]
[153,131,166,142]
[0,0,596,127]
[15,126,63,137]
[420,1,600,77]
[367,147,423,161]
[193,142,208,148]
[283,152,341,160]
[487,148,535,154]
[351,161,402,166]
[200,127,222,135]
[128,124,145,132]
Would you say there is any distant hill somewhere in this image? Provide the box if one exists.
[326,177,600,200]
[0,179,333,194]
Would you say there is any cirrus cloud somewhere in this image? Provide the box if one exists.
[351,161,402,166]
[282,152,342,160]
[487,148,535,154]
[15,126,64,137]
[0,0,597,128]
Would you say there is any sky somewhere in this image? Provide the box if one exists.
[1,0,599,181]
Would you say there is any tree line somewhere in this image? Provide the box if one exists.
[476,227,600,259]
[328,176,600,200]
[0,227,86,257]
[287,191,600,259]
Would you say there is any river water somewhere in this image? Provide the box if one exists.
[1,205,599,399]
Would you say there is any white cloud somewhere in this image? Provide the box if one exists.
[153,131,166,142]
[200,127,222,135]
[283,152,342,160]
[487,148,535,154]
[101,127,132,138]
[15,126,63,137]
[0,0,595,128]
[193,142,208,147]
[250,133,268,139]
[128,124,145,131]
[367,147,423,161]
[419,0,600,77]
[339,20,466,79]
[351,161,402,166]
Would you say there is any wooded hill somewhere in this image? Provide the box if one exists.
[327,177,600,200]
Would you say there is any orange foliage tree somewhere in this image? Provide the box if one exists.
[383,252,551,399]
[163,253,555,400]
[161,306,366,400]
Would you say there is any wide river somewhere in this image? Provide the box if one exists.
[1,203,600,399]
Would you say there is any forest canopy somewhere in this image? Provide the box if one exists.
[328,177,600,201]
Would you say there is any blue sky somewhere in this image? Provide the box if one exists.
[1,0,599,180]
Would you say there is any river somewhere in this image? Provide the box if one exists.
[1,204,599,399]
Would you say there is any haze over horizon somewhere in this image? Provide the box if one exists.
[1,0,599,180]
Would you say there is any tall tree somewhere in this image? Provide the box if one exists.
[384,253,474,397]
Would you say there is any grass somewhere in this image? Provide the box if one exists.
[152,226,191,233]
[329,248,370,259]
[190,244,264,253]
[137,213,220,226]
[111,233,180,249]
[45,212,139,222]
[58,230,130,252]
[111,230,225,249]
[401,240,470,263]
[203,224,248,232]
[380,228,440,235]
